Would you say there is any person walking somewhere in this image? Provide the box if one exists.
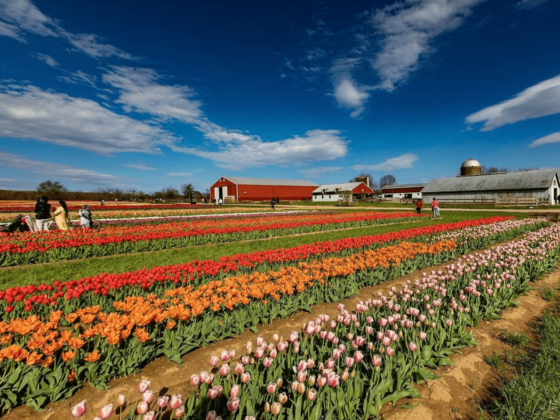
[218,198,223,206]
[431,197,440,219]
[34,196,52,231]
[53,200,70,230]
[415,198,423,214]
[78,205,92,229]
[270,198,276,210]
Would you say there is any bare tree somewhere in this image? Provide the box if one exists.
[379,174,396,188]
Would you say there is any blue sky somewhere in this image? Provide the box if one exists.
[0,0,559,193]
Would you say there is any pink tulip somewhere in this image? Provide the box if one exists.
[234,362,245,375]
[227,396,240,412]
[272,333,279,342]
[345,356,354,368]
[190,374,200,386]
[170,394,183,410]
[263,357,273,368]
[297,360,307,371]
[241,355,250,364]
[289,331,299,343]
[157,396,169,409]
[257,337,265,346]
[307,358,315,369]
[254,348,264,359]
[297,382,306,394]
[328,375,339,388]
[220,350,229,361]
[142,390,154,404]
[208,386,223,400]
[408,342,418,352]
[332,349,341,359]
[326,359,335,369]
[382,337,391,347]
[71,400,87,418]
[341,370,349,382]
[291,381,300,392]
[267,382,277,394]
[297,371,307,383]
[372,355,382,367]
[347,333,354,341]
[137,379,151,393]
[230,384,241,398]
[269,349,278,359]
[354,351,364,363]
[278,392,288,404]
[386,346,395,357]
[137,401,148,415]
[143,412,155,420]
[317,376,327,387]
[245,417,256,420]
[307,388,317,401]
[219,363,231,376]
[209,356,219,366]
[365,326,374,335]
[277,341,288,352]
[117,394,126,406]
[241,372,251,384]
[418,331,427,340]
[99,404,113,420]
[271,402,282,415]
[445,319,453,327]
[174,405,185,419]
[207,411,218,420]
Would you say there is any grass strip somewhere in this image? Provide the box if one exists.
[0,211,514,289]
[486,297,560,420]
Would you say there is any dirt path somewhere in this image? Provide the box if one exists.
[4,256,559,420]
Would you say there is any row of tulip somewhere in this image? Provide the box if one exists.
[0,212,426,266]
[0,217,531,314]
[0,219,548,412]
[68,223,560,420]
[0,204,200,213]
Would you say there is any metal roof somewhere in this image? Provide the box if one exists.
[312,182,369,194]
[381,183,427,191]
[223,177,318,187]
[422,169,559,194]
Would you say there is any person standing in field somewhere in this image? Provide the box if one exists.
[415,198,423,214]
[53,200,70,230]
[431,197,440,219]
[34,196,52,231]
[270,198,276,210]
[79,205,92,229]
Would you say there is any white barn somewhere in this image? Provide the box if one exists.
[422,169,560,205]
[312,182,373,202]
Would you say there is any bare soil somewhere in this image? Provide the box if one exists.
[3,256,559,420]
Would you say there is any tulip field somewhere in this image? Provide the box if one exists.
[0,211,427,266]
[1,208,559,419]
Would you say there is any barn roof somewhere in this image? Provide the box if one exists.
[422,169,559,194]
[312,182,371,194]
[224,177,318,187]
[381,183,427,191]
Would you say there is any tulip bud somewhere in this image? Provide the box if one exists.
[241,372,251,383]
[142,390,154,404]
[341,370,349,382]
[137,402,148,415]
[278,392,288,404]
[276,378,283,388]
[264,402,271,413]
[157,396,169,409]
[271,402,282,415]
[117,394,126,407]
[227,397,240,412]
[137,379,151,393]
[267,382,277,394]
[170,394,183,409]
[174,405,185,419]
[307,388,317,401]
[143,412,155,420]
[298,382,306,394]
[71,400,87,418]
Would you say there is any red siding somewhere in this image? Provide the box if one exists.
[210,178,316,202]
[382,186,424,194]
[351,183,374,195]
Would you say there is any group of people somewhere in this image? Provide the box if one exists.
[414,197,441,218]
[1,196,94,234]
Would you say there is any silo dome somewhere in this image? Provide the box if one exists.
[460,158,482,176]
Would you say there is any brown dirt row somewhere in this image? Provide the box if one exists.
[4,251,559,420]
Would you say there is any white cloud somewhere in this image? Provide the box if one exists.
[298,166,342,179]
[333,79,369,118]
[371,0,484,91]
[166,172,193,177]
[58,70,98,88]
[0,0,135,59]
[529,132,560,148]
[0,151,122,186]
[515,0,549,10]
[0,83,176,154]
[102,66,203,124]
[126,163,156,170]
[353,153,418,171]
[172,129,348,170]
[466,74,560,131]
[35,53,58,67]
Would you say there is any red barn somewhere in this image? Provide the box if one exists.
[210,177,318,202]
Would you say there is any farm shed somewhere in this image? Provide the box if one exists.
[210,177,318,203]
[422,169,560,205]
[312,182,373,202]
[381,184,427,200]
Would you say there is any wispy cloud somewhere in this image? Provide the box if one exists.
[370,0,485,92]
[353,153,418,171]
[172,129,348,170]
[298,166,342,179]
[58,70,98,88]
[166,172,193,177]
[126,163,156,170]
[35,53,58,67]
[529,132,560,148]
[0,151,122,186]
[0,83,176,154]
[515,0,550,10]
[0,0,135,59]
[466,74,560,131]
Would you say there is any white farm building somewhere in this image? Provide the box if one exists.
[422,168,560,205]
[312,182,373,202]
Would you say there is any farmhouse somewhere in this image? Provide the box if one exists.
[210,177,318,202]
[422,159,560,205]
[312,182,373,202]
[381,183,427,200]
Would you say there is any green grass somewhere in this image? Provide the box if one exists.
[0,210,522,290]
[540,285,558,302]
[487,301,560,420]
[484,350,503,368]
[500,330,529,347]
